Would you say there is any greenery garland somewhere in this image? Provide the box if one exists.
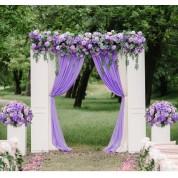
[29,30,147,70]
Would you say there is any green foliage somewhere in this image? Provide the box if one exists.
[0,149,23,171]
[15,149,24,171]
[137,147,155,171]
[1,5,178,95]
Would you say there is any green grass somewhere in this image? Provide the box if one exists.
[0,83,119,150]
[1,83,178,170]
[1,83,178,148]
[51,82,119,147]
[42,145,127,171]
[55,96,119,147]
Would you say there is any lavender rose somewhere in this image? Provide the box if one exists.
[146,101,178,127]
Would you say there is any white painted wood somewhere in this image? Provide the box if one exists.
[151,125,170,143]
[116,53,128,152]
[31,52,56,153]
[127,51,146,153]
[7,125,26,155]
[31,50,146,153]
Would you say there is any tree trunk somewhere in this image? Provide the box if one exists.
[74,60,95,108]
[65,85,74,98]
[25,69,31,96]
[72,75,81,98]
[160,76,168,96]
[145,43,161,106]
[13,70,23,95]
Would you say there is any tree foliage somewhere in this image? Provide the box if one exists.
[0,5,178,104]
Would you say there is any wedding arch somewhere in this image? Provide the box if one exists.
[30,30,146,153]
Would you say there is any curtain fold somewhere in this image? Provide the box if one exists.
[116,53,128,152]
[50,54,84,152]
[92,52,125,153]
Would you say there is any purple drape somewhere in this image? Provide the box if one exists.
[92,52,125,153]
[50,54,84,152]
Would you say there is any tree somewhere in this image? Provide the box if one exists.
[0,6,38,94]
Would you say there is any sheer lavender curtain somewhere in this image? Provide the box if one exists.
[50,54,84,152]
[92,52,125,153]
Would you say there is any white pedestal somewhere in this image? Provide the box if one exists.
[151,125,170,143]
[7,125,26,155]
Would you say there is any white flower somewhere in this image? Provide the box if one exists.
[10,137,20,145]
[40,51,46,55]
[141,137,150,144]
[47,31,51,35]
[54,31,59,36]
[1,142,12,153]
[144,141,154,150]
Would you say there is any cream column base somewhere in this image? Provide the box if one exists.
[7,125,26,155]
[151,125,170,143]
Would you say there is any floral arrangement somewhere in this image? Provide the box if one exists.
[138,137,155,171]
[0,101,33,127]
[146,101,178,127]
[0,139,23,171]
[29,29,147,67]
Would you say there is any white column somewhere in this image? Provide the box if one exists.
[117,53,128,152]
[127,51,146,152]
[31,52,56,153]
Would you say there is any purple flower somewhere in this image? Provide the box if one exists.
[0,101,33,127]
[146,101,177,127]
[33,30,39,35]
[82,40,87,46]
[173,113,178,121]
[31,43,36,49]
[88,44,92,49]
[107,32,112,36]
[112,45,116,50]
[29,30,146,60]
[44,41,50,47]
[38,42,42,47]
[70,45,75,51]
[128,38,133,43]
[141,37,146,42]
[105,35,110,40]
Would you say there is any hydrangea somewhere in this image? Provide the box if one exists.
[29,30,53,61]
[0,101,33,127]
[29,30,147,62]
[146,101,178,127]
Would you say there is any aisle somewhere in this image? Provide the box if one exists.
[23,145,138,171]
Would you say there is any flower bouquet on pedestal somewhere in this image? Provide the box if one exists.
[146,101,178,143]
[0,101,33,155]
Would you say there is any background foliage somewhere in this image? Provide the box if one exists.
[0,5,178,106]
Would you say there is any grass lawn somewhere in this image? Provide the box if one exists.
[0,83,178,170]
[42,145,128,171]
